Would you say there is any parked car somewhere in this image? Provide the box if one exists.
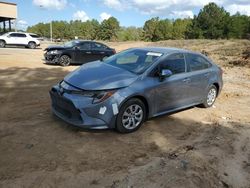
[0,32,40,49]
[49,47,223,133]
[44,40,116,66]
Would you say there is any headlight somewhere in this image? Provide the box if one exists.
[48,50,60,54]
[60,81,116,103]
[92,90,116,104]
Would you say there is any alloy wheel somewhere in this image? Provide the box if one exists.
[29,42,36,49]
[122,104,143,130]
[207,88,217,106]
[60,55,71,66]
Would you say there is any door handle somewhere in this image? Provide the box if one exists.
[100,52,105,54]
[182,78,191,83]
[86,51,91,54]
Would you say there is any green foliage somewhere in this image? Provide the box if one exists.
[155,19,173,40]
[185,16,204,39]
[98,17,120,41]
[173,19,192,39]
[227,13,249,39]
[26,3,250,41]
[117,27,143,41]
[143,17,159,41]
[143,17,173,41]
[27,22,50,37]
[195,3,230,39]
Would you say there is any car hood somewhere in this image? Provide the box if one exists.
[64,61,138,90]
[45,45,67,51]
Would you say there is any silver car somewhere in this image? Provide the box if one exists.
[50,47,223,133]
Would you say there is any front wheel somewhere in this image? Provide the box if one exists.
[0,40,5,48]
[116,98,146,133]
[201,85,217,108]
[28,42,36,49]
[59,55,71,66]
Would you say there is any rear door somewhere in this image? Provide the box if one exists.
[90,42,110,61]
[5,33,17,44]
[74,42,92,64]
[152,53,190,113]
[15,33,28,45]
[184,53,212,103]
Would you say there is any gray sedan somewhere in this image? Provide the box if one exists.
[50,47,223,133]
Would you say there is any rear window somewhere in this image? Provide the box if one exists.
[186,53,211,71]
[92,42,108,50]
[30,34,39,38]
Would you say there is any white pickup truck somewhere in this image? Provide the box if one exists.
[0,32,40,49]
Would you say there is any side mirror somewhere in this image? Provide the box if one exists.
[159,69,172,81]
[74,46,80,50]
[7,35,10,38]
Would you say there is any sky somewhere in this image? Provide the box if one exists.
[7,0,250,30]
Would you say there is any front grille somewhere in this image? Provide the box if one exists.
[50,89,82,122]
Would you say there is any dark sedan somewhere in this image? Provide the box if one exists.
[44,40,116,66]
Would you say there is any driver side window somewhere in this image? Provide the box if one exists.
[79,42,91,50]
[159,53,186,74]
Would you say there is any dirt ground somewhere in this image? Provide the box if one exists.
[0,40,250,188]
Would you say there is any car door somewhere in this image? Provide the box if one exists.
[5,33,17,44]
[91,42,109,61]
[15,33,28,45]
[184,53,212,103]
[74,42,93,64]
[152,53,190,114]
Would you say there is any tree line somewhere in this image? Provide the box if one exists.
[27,3,250,41]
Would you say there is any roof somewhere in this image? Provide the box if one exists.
[73,40,97,43]
[133,47,192,54]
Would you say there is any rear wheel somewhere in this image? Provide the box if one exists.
[0,40,5,48]
[116,98,146,133]
[201,85,217,108]
[28,42,36,49]
[59,55,71,66]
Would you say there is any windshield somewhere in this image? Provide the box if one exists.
[64,41,77,48]
[103,49,163,74]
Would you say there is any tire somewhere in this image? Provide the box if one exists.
[116,98,146,133]
[59,55,71,66]
[201,85,217,108]
[28,42,36,49]
[102,56,108,61]
[0,40,5,48]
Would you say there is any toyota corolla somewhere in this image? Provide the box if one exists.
[49,47,223,133]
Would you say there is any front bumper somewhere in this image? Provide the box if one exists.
[44,53,60,64]
[49,85,122,129]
